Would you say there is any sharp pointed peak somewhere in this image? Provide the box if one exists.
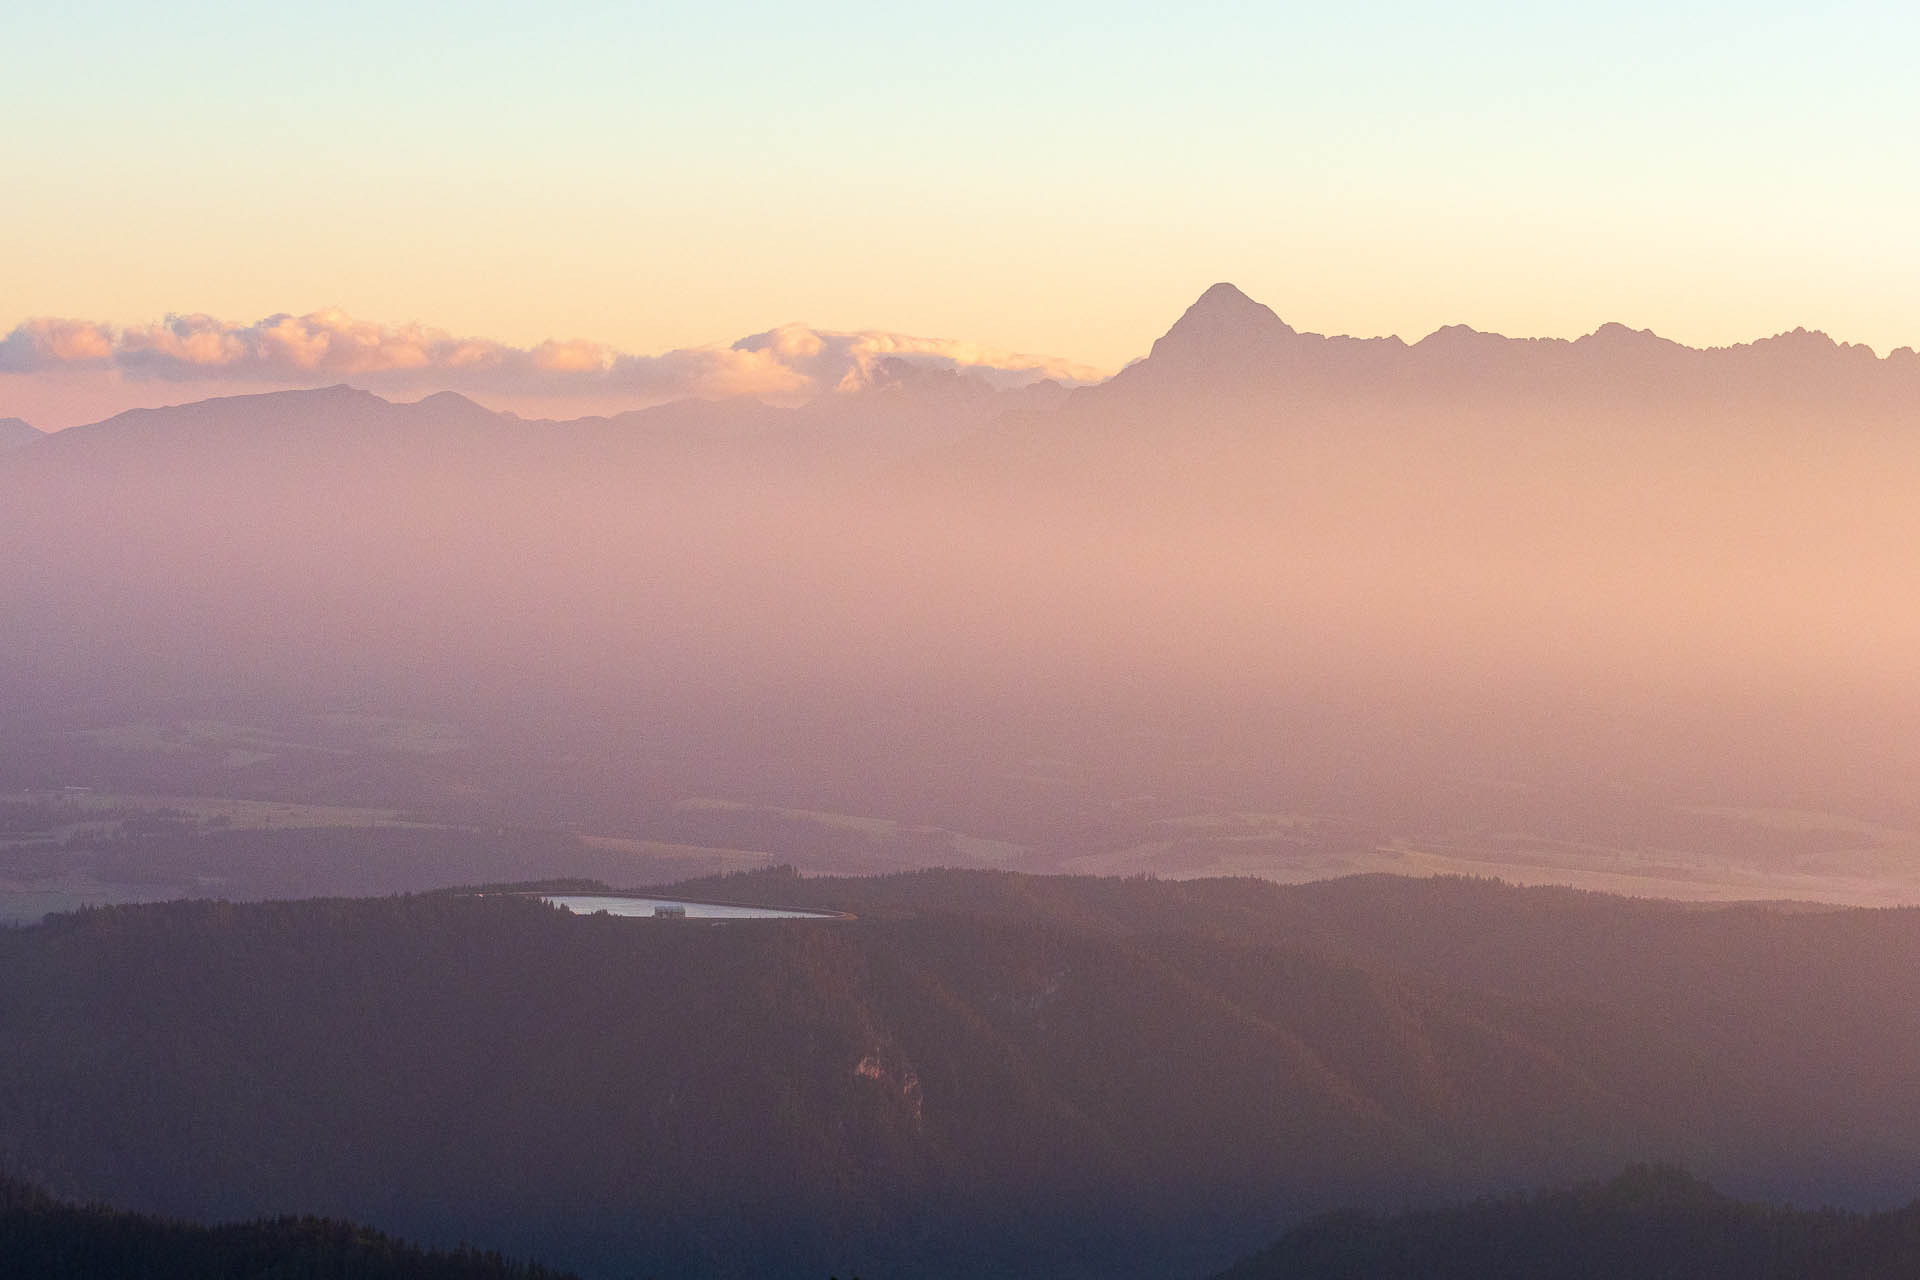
[1194,281,1255,305]
[1178,282,1291,328]
[1142,284,1296,372]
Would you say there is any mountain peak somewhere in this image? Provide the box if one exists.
[1577,321,1680,353]
[413,390,483,409]
[1754,326,1840,351]
[407,389,506,418]
[1177,282,1291,331]
[1195,280,1255,307]
[0,416,42,450]
[1142,284,1296,373]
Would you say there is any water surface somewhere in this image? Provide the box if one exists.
[541,894,836,920]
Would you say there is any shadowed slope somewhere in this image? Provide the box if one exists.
[1215,1165,1920,1280]
[0,1176,575,1280]
[12,874,1920,1275]
[0,416,41,449]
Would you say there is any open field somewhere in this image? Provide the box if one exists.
[0,791,789,924]
[10,765,1920,915]
[70,716,469,759]
[577,834,775,873]
[675,797,1030,866]
[0,790,426,840]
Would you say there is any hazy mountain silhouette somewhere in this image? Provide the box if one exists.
[0,416,40,449]
[4,284,1920,889]
[0,370,1030,494]
[1133,282,1301,376]
[1104,283,1920,403]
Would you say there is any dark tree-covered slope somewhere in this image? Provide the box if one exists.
[9,873,1920,1278]
[0,1175,574,1280]
[1216,1165,1920,1280]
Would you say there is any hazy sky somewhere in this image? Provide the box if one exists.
[7,0,1919,376]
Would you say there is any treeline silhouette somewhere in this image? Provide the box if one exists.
[0,1175,575,1279]
[1216,1165,1920,1280]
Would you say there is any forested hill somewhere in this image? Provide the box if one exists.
[9,874,1920,1278]
[1215,1165,1920,1280]
[0,1175,575,1280]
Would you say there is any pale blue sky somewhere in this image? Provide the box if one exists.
[6,1,1918,367]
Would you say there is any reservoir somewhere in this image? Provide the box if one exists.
[540,894,842,920]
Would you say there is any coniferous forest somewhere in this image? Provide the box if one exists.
[12,871,1920,1277]
[0,1175,574,1279]
[1218,1165,1920,1280]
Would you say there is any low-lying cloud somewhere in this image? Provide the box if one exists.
[0,309,1108,420]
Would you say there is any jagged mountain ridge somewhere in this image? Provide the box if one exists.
[1116,282,1920,402]
[9,282,1919,452]
[4,286,1920,855]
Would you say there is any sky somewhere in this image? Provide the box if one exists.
[6,0,1920,425]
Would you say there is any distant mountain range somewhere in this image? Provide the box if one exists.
[11,285,1916,502]
[0,416,40,449]
[1130,282,1920,395]
[12,284,1918,456]
[2,283,1918,881]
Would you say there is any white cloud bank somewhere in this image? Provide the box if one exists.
[0,310,1109,417]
